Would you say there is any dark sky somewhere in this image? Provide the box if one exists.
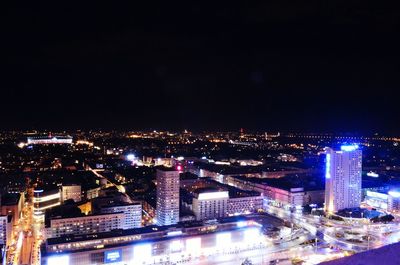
[2,2,400,132]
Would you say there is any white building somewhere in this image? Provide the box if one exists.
[46,212,124,239]
[61,184,81,203]
[325,145,362,213]
[156,168,180,226]
[192,190,229,220]
[100,202,142,229]
[0,215,12,247]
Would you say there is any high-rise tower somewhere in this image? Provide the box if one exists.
[324,145,362,213]
[155,167,180,226]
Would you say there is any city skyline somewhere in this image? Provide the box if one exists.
[0,130,399,264]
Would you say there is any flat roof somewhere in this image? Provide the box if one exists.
[100,202,141,208]
[230,174,324,191]
[156,166,179,172]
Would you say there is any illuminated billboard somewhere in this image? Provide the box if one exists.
[104,249,122,263]
[47,255,70,265]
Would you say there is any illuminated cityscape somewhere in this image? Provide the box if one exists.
[0,131,398,264]
[3,2,400,264]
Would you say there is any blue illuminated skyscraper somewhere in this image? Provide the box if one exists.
[324,145,362,212]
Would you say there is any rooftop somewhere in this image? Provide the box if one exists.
[231,174,324,192]
[156,166,179,172]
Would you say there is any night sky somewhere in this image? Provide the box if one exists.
[3,2,400,132]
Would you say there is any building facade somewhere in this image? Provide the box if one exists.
[0,215,12,247]
[100,203,142,229]
[192,191,229,220]
[33,188,61,218]
[61,184,82,203]
[46,212,124,239]
[156,168,180,226]
[324,145,362,213]
[227,195,263,216]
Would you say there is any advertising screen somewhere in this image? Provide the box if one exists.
[104,249,122,263]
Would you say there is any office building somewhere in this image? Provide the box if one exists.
[156,168,180,226]
[227,194,263,216]
[0,215,12,247]
[192,190,229,220]
[324,145,362,213]
[100,202,142,229]
[46,212,125,239]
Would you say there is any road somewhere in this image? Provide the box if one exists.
[8,194,43,265]
[264,202,400,254]
[20,235,32,265]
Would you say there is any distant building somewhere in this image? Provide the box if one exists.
[61,184,81,203]
[192,190,229,220]
[100,202,142,229]
[156,168,180,226]
[27,135,73,145]
[324,145,362,213]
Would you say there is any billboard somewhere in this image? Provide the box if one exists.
[104,249,122,263]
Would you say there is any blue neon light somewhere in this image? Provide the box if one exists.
[340,144,359,152]
[325,154,331,179]
[389,191,400,198]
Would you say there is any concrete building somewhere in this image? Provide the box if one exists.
[183,178,263,220]
[156,168,180,226]
[41,216,262,264]
[0,215,12,247]
[192,190,229,220]
[324,145,362,213]
[46,212,125,239]
[100,202,142,229]
[61,184,82,203]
